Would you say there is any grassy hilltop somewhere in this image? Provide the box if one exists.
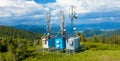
[0,25,120,61]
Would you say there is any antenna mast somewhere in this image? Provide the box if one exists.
[69,5,77,36]
[60,11,65,37]
[46,12,51,39]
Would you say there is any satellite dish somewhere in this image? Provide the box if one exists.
[74,14,78,18]
[73,27,76,31]
[64,29,66,31]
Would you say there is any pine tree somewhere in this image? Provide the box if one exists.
[99,36,105,43]
[8,37,16,61]
[118,35,120,45]
[108,32,115,44]
[81,33,86,42]
[16,39,28,61]
[93,34,98,42]
[76,32,81,42]
[76,32,81,37]
[33,39,38,46]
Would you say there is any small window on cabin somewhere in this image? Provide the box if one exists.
[70,41,73,46]
[57,41,60,44]
[57,43,60,44]
[44,41,47,44]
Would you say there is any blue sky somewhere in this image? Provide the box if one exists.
[34,0,55,4]
[0,0,120,26]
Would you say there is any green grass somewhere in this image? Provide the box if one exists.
[81,42,120,51]
[1,42,120,61]
[23,50,120,61]
[23,42,120,61]
[0,52,8,61]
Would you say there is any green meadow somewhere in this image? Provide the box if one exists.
[24,50,120,61]
[23,42,120,61]
[0,26,120,61]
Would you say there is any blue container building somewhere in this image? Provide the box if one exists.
[55,37,66,50]
[48,38,55,48]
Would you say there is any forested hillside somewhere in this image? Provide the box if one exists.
[0,25,42,40]
[83,29,120,37]
[0,25,42,61]
[0,25,120,61]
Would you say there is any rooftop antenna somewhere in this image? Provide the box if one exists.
[69,5,78,36]
[46,12,51,39]
[60,11,65,38]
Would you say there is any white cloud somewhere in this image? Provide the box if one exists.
[0,0,10,6]
[0,0,120,25]
[89,18,104,21]
[0,0,43,18]
[0,0,120,17]
[51,16,58,20]
[88,17,120,23]
[56,0,120,13]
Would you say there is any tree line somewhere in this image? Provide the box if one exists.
[0,26,42,61]
[77,32,120,45]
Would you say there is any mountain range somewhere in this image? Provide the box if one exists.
[12,22,120,37]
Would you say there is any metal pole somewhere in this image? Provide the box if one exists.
[70,5,78,36]
[60,11,64,36]
[71,17,73,36]
[70,6,74,36]
[46,12,51,39]
[60,11,66,42]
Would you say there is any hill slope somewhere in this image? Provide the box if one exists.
[24,42,120,61]
[0,25,42,40]
[83,29,120,37]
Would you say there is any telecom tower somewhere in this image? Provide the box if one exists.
[46,12,51,39]
[66,5,80,53]
[42,12,55,52]
[41,12,50,51]
[60,11,66,39]
[55,11,66,50]
[70,5,78,35]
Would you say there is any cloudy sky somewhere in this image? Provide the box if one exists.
[0,0,120,25]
